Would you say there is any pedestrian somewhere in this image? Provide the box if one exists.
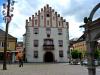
[18,51,23,67]
[8,54,11,64]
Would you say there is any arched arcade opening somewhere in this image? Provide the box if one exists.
[44,52,54,62]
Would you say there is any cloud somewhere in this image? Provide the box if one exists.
[0,0,99,41]
[0,23,5,30]
[65,16,84,39]
[61,0,100,22]
[7,0,72,41]
[15,0,37,16]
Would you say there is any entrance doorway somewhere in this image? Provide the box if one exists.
[44,52,54,62]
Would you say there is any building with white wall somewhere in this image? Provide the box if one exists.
[24,4,69,62]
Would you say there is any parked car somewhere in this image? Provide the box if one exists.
[94,60,98,66]
[82,59,99,66]
[82,59,88,65]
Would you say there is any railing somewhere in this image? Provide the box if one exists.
[43,44,54,50]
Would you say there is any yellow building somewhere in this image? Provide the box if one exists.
[0,29,17,63]
[73,41,87,57]
[70,35,87,58]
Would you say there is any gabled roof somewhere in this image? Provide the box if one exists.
[0,28,17,39]
[77,34,85,42]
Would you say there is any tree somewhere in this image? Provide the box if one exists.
[70,50,82,64]
[71,50,82,59]
[78,52,82,59]
[94,49,100,59]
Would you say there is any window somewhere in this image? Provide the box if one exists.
[34,51,38,58]
[47,20,49,26]
[46,28,51,34]
[59,50,63,57]
[35,19,37,25]
[53,16,55,20]
[0,41,2,47]
[0,41,1,47]
[34,40,38,47]
[58,40,63,47]
[46,28,51,31]
[47,14,50,17]
[0,42,4,47]
[58,28,62,35]
[34,28,39,34]
[59,21,60,26]
[44,39,53,45]
[41,16,43,19]
[7,42,9,48]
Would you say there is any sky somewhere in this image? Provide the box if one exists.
[0,0,100,41]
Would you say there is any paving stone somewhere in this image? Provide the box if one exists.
[0,63,100,75]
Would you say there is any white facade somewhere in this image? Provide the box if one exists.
[24,4,69,62]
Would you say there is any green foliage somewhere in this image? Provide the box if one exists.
[71,50,82,59]
[94,49,100,59]
[78,52,82,59]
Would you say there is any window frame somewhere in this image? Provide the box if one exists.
[34,40,39,47]
[34,28,39,34]
[58,28,62,35]
[58,40,63,47]
[59,50,63,57]
[35,19,37,25]
[34,51,38,58]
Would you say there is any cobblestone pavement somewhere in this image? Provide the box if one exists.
[0,63,100,75]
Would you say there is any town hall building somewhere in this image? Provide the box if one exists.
[24,4,69,62]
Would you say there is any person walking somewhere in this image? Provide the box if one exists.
[18,51,23,67]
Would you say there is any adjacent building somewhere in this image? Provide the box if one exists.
[69,35,87,59]
[0,29,17,63]
[16,42,23,61]
[24,4,69,62]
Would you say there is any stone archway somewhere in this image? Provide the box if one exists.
[44,52,54,62]
[81,3,100,75]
